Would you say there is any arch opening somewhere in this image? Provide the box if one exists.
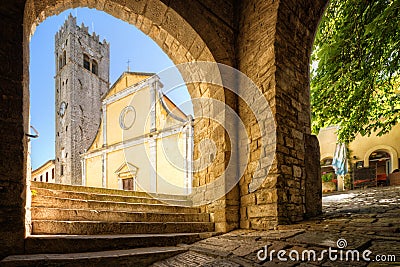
[0,0,245,258]
[313,1,400,195]
[28,6,205,193]
[23,0,238,235]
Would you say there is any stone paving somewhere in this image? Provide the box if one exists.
[151,186,400,266]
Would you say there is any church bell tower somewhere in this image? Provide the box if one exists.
[55,14,110,185]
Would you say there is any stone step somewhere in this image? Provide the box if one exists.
[149,250,217,267]
[32,220,215,235]
[32,195,200,214]
[31,207,210,223]
[0,246,186,267]
[31,181,189,201]
[25,233,216,254]
[32,187,191,206]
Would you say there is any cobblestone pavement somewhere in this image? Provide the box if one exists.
[151,186,400,266]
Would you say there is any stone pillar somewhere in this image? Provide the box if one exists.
[304,134,322,218]
[0,1,27,259]
[101,153,107,188]
[273,0,327,224]
[185,120,194,195]
[236,0,328,229]
[102,104,107,146]
[149,138,157,193]
[337,176,345,192]
[81,158,86,186]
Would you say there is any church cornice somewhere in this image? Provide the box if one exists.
[103,75,160,104]
[81,121,189,160]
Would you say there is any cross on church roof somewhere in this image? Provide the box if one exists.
[127,59,131,72]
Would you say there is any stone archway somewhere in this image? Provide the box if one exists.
[364,145,399,172]
[0,0,329,259]
[23,0,241,234]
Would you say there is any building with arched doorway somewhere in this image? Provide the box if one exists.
[318,124,400,189]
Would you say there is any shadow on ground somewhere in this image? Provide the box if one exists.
[152,186,400,266]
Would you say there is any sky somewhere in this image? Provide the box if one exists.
[30,7,192,170]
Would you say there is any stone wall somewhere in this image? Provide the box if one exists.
[0,0,28,259]
[273,0,327,223]
[236,0,280,230]
[157,0,239,233]
[236,0,327,229]
[305,134,322,218]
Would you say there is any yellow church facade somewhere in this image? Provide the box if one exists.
[81,72,193,195]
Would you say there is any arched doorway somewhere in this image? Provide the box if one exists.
[23,0,241,237]
[353,150,392,188]
[29,8,197,195]
[368,150,391,186]
[363,145,399,172]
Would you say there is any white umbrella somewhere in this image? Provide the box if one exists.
[332,143,348,176]
[332,143,348,191]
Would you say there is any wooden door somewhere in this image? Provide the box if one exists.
[122,178,134,191]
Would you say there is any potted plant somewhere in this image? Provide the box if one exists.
[322,172,336,193]
[343,173,352,190]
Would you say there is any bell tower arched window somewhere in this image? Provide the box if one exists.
[92,60,98,75]
[58,55,63,70]
[83,54,90,71]
[63,50,67,66]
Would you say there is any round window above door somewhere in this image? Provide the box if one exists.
[119,106,136,130]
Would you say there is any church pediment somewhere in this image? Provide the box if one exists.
[115,162,138,178]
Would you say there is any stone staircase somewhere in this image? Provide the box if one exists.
[1,182,215,266]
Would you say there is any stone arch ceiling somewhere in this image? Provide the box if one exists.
[23,0,237,101]
[24,0,235,65]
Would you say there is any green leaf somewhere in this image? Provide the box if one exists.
[311,0,400,142]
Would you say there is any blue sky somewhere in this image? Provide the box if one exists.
[30,7,191,169]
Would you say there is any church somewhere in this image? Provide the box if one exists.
[81,72,194,195]
[53,14,193,195]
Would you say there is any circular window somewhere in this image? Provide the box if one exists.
[119,106,136,130]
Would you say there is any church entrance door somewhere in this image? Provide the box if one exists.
[122,178,134,191]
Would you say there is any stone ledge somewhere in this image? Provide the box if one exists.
[1,246,186,267]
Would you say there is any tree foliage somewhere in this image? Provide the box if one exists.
[311,0,400,142]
